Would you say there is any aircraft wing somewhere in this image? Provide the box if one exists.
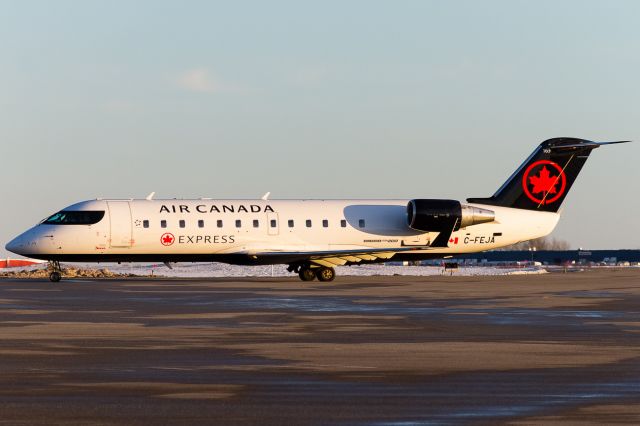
[241,246,433,267]
[306,250,399,267]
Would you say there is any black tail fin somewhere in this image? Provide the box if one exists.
[467,137,629,213]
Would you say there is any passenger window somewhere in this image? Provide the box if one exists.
[179,220,186,228]
[198,219,204,228]
[270,219,277,228]
[253,219,259,228]
[235,219,241,228]
[161,220,167,228]
[322,219,328,228]
[359,219,365,228]
[288,219,294,228]
[341,219,347,228]
[143,220,149,228]
[217,219,223,228]
[306,219,312,228]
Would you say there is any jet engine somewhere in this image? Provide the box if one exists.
[407,199,495,246]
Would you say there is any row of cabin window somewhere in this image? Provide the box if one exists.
[142,219,365,229]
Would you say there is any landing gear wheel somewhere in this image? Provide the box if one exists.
[316,267,336,282]
[48,261,63,282]
[298,268,316,281]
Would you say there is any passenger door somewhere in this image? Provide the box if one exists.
[107,201,132,248]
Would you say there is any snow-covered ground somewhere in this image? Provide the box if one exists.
[31,262,546,278]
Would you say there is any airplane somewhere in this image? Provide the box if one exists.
[5,137,628,282]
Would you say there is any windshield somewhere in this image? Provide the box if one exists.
[42,211,105,225]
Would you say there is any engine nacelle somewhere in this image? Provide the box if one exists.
[407,199,495,232]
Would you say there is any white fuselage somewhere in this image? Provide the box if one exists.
[6,199,559,264]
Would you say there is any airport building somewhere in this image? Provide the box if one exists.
[450,250,640,266]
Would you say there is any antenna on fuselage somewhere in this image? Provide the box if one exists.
[146,192,156,201]
[261,192,271,201]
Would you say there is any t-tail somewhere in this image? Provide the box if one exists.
[467,137,630,213]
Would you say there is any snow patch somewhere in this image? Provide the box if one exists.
[21,262,547,278]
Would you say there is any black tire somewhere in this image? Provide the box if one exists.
[316,267,335,282]
[49,271,62,282]
[298,268,316,281]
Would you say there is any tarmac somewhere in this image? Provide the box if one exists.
[1,269,640,425]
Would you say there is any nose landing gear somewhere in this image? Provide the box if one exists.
[48,261,62,282]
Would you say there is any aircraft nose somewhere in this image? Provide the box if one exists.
[5,228,36,256]
[5,235,23,255]
[5,227,51,258]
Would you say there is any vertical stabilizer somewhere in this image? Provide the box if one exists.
[467,138,628,213]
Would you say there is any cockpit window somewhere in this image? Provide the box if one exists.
[43,211,105,225]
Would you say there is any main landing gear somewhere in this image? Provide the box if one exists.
[299,267,316,281]
[288,264,336,282]
[316,267,336,282]
[48,261,62,282]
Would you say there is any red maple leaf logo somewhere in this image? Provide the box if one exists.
[160,233,175,246]
[522,160,566,205]
[529,166,559,195]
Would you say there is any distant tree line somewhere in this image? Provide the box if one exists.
[497,236,571,251]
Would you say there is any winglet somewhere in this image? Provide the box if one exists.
[146,192,155,201]
[261,192,271,201]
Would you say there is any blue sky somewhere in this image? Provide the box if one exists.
[1,0,639,254]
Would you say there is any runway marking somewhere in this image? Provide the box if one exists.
[278,364,378,370]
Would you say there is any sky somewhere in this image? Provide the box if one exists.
[1,0,639,255]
